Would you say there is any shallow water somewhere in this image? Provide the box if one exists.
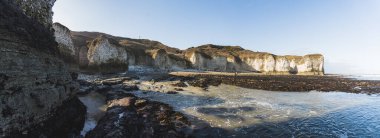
[132,84,380,137]
[78,92,107,136]
[342,74,380,81]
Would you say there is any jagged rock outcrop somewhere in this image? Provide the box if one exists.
[0,1,85,137]
[53,23,76,63]
[87,36,129,72]
[86,93,191,138]
[185,44,324,75]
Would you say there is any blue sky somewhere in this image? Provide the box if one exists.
[53,0,380,74]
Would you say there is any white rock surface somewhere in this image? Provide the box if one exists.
[87,36,128,66]
[188,52,228,71]
[150,49,188,71]
[53,23,75,56]
[186,50,324,75]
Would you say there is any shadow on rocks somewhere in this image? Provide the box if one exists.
[85,91,192,138]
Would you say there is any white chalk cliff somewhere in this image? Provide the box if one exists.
[53,25,324,75]
[87,36,128,67]
[148,49,189,71]
[185,44,324,75]
[53,23,75,56]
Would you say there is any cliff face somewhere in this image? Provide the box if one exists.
[148,49,189,71]
[60,31,189,71]
[0,1,85,137]
[53,23,76,63]
[185,44,324,75]
[54,26,324,75]
[87,36,129,72]
[10,0,55,29]
[274,55,324,74]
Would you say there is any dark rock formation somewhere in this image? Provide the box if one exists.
[86,92,191,138]
[0,0,85,137]
[173,74,380,94]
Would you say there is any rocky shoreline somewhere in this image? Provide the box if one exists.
[75,73,193,137]
[72,71,380,137]
[171,72,380,94]
[70,72,380,138]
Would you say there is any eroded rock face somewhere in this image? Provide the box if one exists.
[53,23,76,63]
[87,36,129,72]
[188,52,229,71]
[149,49,189,71]
[185,44,324,75]
[275,55,324,75]
[9,0,56,29]
[64,31,191,71]
[0,1,85,137]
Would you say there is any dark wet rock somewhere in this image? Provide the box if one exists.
[86,92,191,138]
[167,91,179,94]
[107,96,136,108]
[175,77,222,90]
[172,81,188,87]
[78,86,93,96]
[76,79,96,95]
[174,88,184,91]
[121,84,139,91]
[175,74,380,94]
[105,91,136,102]
[135,99,148,107]
[6,97,86,138]
[254,114,269,119]
[85,106,141,138]
[189,78,222,88]
[77,79,94,86]
[71,72,79,80]
[94,85,112,94]
[101,77,131,86]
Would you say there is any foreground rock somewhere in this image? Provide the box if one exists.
[0,1,85,137]
[86,92,191,138]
